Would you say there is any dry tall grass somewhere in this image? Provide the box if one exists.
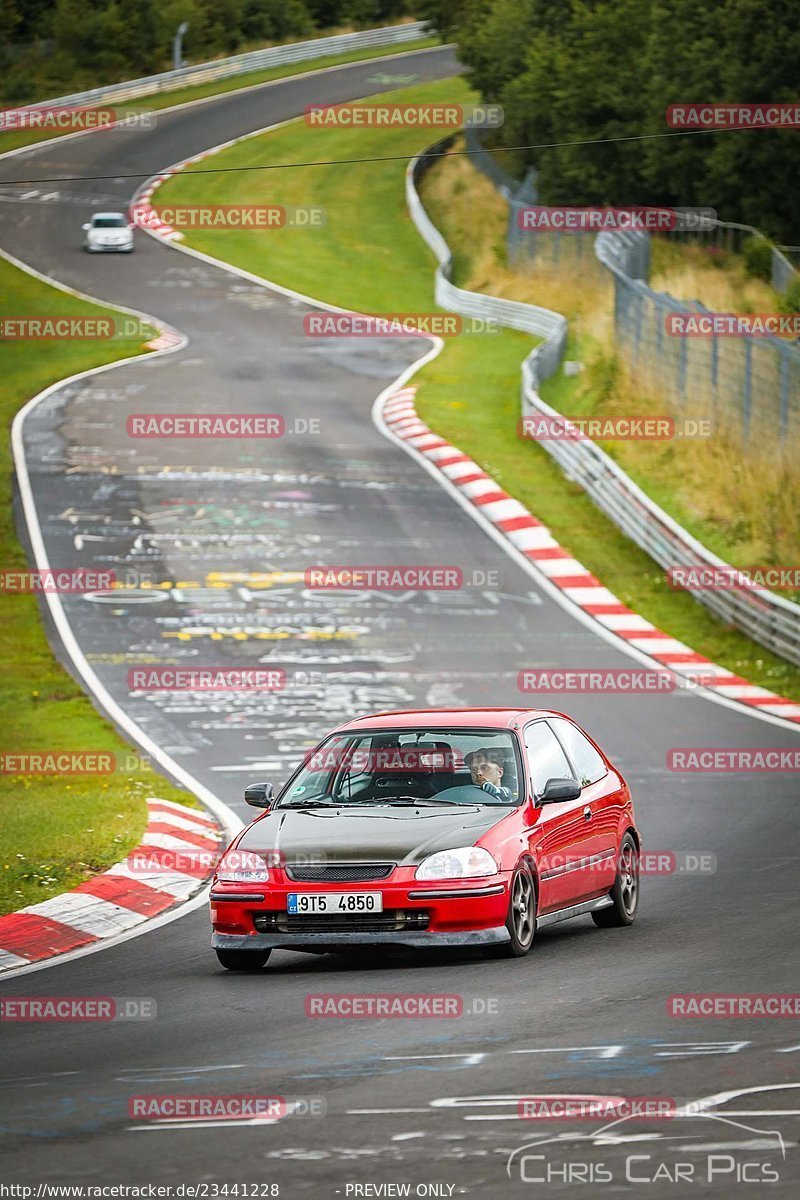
[419,142,800,571]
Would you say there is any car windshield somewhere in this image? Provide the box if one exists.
[278,728,523,808]
[93,215,126,228]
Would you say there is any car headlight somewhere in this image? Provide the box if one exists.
[415,846,498,881]
[216,850,270,883]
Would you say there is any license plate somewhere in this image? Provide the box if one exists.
[287,892,383,914]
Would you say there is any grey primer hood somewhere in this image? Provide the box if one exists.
[237,804,510,867]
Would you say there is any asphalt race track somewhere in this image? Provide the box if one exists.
[0,46,798,1197]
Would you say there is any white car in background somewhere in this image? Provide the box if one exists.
[82,212,134,252]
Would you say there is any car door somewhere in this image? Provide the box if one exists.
[522,719,598,913]
[549,717,622,900]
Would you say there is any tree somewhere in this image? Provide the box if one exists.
[453,0,799,241]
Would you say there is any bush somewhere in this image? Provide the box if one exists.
[743,236,774,283]
[778,274,800,316]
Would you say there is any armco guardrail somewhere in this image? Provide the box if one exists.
[407,136,567,380]
[407,135,800,666]
[15,22,431,112]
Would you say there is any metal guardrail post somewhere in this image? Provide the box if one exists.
[780,345,790,441]
[743,340,753,442]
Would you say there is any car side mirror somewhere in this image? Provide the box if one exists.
[82,223,91,231]
[244,781,275,809]
[539,777,582,803]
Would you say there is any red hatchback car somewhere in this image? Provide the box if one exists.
[210,708,641,971]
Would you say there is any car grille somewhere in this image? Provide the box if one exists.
[253,910,429,934]
[284,862,394,883]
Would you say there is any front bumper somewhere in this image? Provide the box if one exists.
[86,240,133,252]
[210,873,511,950]
[212,926,511,950]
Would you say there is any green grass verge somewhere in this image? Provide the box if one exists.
[0,37,438,156]
[0,256,198,915]
[156,78,800,703]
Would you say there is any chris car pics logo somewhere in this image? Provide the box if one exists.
[506,1110,786,1185]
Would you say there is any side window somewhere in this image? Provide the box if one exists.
[551,718,607,787]
[523,721,573,795]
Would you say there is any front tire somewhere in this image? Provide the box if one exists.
[492,864,536,958]
[215,948,271,972]
[592,833,639,927]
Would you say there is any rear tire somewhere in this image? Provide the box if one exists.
[592,833,639,927]
[215,948,271,972]
[490,864,536,958]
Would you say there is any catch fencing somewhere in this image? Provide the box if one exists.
[465,126,800,448]
[407,136,800,666]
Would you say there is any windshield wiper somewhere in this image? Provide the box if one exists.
[279,797,469,809]
[278,800,336,809]
[347,796,463,807]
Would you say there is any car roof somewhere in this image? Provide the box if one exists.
[91,211,126,219]
[336,707,558,733]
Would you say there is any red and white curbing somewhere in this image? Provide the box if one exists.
[130,172,183,243]
[144,328,184,351]
[0,798,222,972]
[131,150,217,246]
[382,386,800,724]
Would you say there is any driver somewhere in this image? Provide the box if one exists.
[465,749,514,803]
